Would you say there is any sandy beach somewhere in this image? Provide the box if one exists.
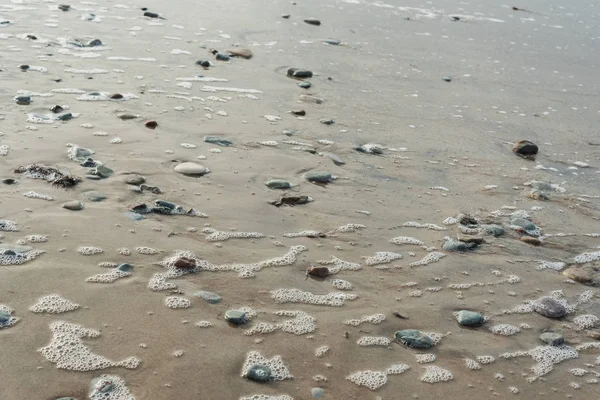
[1,0,599,399]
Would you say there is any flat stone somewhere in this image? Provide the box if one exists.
[304,18,321,26]
[534,297,567,319]
[15,95,31,105]
[86,175,101,180]
[562,264,600,287]
[0,244,33,253]
[321,152,345,165]
[195,60,210,67]
[443,237,477,252]
[203,135,232,146]
[246,365,272,382]
[513,140,538,159]
[287,68,313,79]
[62,200,84,211]
[2,178,16,185]
[299,81,312,89]
[443,76,452,82]
[174,257,196,269]
[193,290,222,304]
[215,52,230,61]
[226,48,253,59]
[85,191,106,202]
[456,310,485,326]
[266,179,292,189]
[299,94,323,104]
[124,175,145,185]
[117,263,133,272]
[145,120,158,129]
[70,146,94,161]
[394,329,433,349]
[155,200,176,209]
[323,39,341,45]
[124,212,144,221]
[174,162,210,176]
[320,118,334,125]
[312,388,325,399]
[117,112,140,120]
[305,171,332,183]
[57,112,73,121]
[143,11,159,18]
[92,165,113,179]
[520,236,541,246]
[540,332,564,346]
[225,310,247,325]
[87,39,102,47]
[528,189,549,201]
[50,105,64,113]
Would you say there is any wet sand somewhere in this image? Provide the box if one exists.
[1,0,599,399]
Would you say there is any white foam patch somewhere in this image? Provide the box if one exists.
[271,288,357,306]
[86,269,132,283]
[39,321,141,371]
[243,310,316,336]
[29,294,79,314]
[201,86,262,94]
[408,252,446,267]
[362,251,402,266]
[420,365,454,383]
[344,313,386,326]
[390,236,425,246]
[203,228,265,242]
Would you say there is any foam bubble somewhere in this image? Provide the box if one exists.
[239,395,293,400]
[23,191,53,200]
[357,336,392,347]
[390,236,425,246]
[408,252,446,267]
[573,315,599,330]
[86,268,132,284]
[344,313,386,326]
[136,246,158,255]
[89,375,135,400]
[243,310,316,336]
[315,345,329,357]
[489,324,521,336]
[416,354,436,364]
[403,221,447,231]
[78,246,104,255]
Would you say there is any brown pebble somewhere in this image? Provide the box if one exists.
[306,265,329,278]
[174,257,196,269]
[586,330,600,340]
[457,235,484,244]
[520,236,541,246]
[145,120,158,129]
[225,48,253,59]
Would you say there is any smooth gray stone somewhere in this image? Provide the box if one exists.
[305,171,332,183]
[117,263,133,272]
[193,290,222,304]
[265,179,291,189]
[225,310,246,325]
[62,200,83,211]
[124,212,144,221]
[203,136,232,146]
[540,332,564,346]
[85,191,106,202]
[455,310,485,326]
[246,365,272,382]
[124,175,145,185]
[394,329,433,349]
[174,162,210,176]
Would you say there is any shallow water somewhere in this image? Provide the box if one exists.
[0,0,599,399]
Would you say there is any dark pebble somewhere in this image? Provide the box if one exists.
[304,19,321,26]
[26,34,37,40]
[118,263,133,272]
[2,178,16,185]
[144,11,159,18]
[246,365,272,382]
[282,14,290,19]
[19,65,30,70]
[513,140,538,159]
[145,120,158,129]
[110,93,124,100]
[195,60,210,67]
[57,112,73,121]
[50,105,64,113]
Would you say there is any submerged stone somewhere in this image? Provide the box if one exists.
[287,68,313,79]
[540,331,564,346]
[2,178,16,185]
[394,329,433,349]
[0,311,11,324]
[319,118,334,125]
[481,224,504,237]
[193,290,222,304]
[265,179,292,189]
[299,81,312,89]
[203,136,232,146]
[155,200,176,209]
[246,365,272,382]
[455,310,485,326]
[225,310,246,325]
[312,388,326,399]
[85,191,106,202]
[195,60,210,67]
[57,112,73,121]
[124,212,144,221]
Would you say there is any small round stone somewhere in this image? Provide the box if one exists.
[299,81,312,89]
[455,310,485,326]
[246,365,272,382]
[174,162,210,176]
[534,297,567,319]
[265,179,292,189]
[62,200,84,211]
[224,310,246,325]
[394,329,433,349]
[124,175,145,185]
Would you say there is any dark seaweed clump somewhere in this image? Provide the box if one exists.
[14,164,82,189]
